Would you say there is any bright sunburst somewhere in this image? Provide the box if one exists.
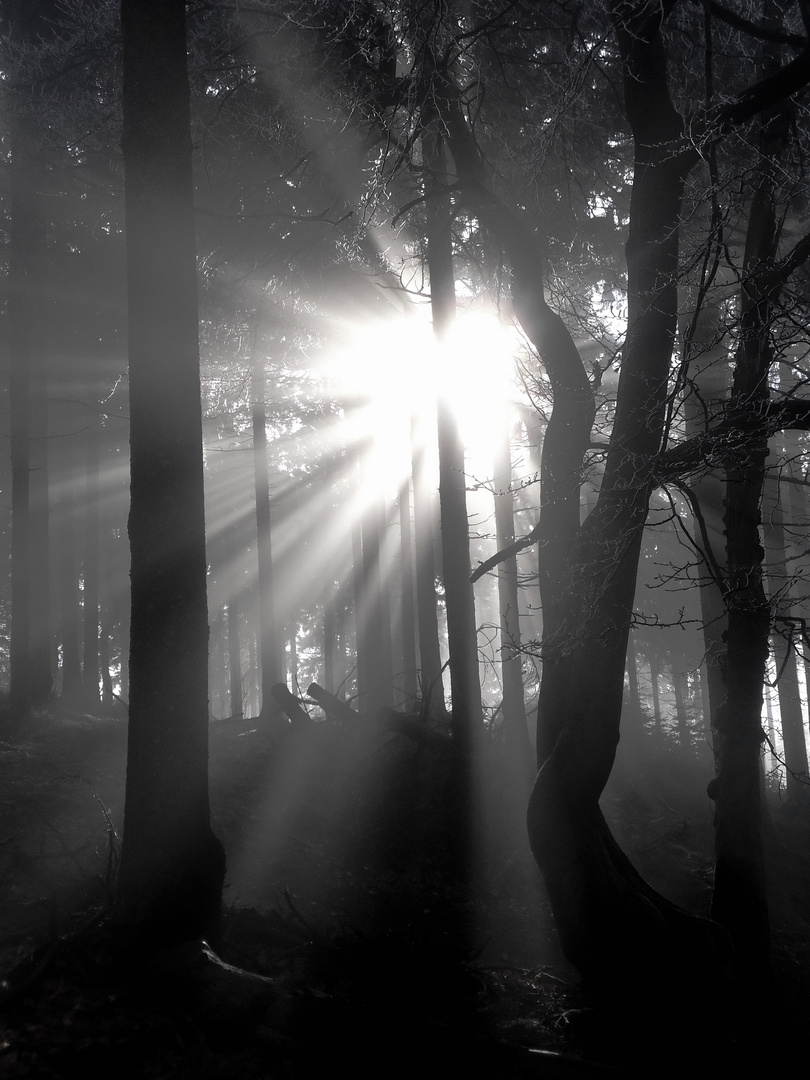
[327,306,521,495]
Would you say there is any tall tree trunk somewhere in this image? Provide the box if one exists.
[209,610,226,718]
[526,7,698,976]
[709,109,784,982]
[493,412,531,782]
[287,619,298,690]
[57,434,83,704]
[672,669,691,761]
[6,0,44,721]
[682,294,729,733]
[358,488,394,712]
[351,512,367,707]
[410,413,445,714]
[118,0,225,940]
[625,633,640,718]
[82,420,101,712]
[398,479,418,704]
[424,128,483,751]
[322,589,336,695]
[99,517,116,712]
[650,648,662,732]
[252,364,281,717]
[227,598,243,720]
[29,359,52,707]
[763,481,809,798]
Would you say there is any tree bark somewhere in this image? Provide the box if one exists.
[358,488,394,712]
[709,101,784,981]
[493,411,532,783]
[227,598,243,720]
[398,479,419,704]
[6,0,43,721]
[762,479,809,798]
[118,0,225,941]
[524,4,717,988]
[424,127,483,752]
[57,433,83,704]
[81,420,101,712]
[28,350,52,707]
[410,412,446,714]
[672,668,692,761]
[252,364,281,717]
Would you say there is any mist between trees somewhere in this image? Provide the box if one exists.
[4,0,810,1070]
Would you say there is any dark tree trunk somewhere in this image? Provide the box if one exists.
[118,0,225,941]
[410,413,445,714]
[709,106,786,979]
[81,420,101,712]
[99,517,116,713]
[650,648,662,731]
[524,5,716,989]
[57,434,83,704]
[493,413,532,783]
[227,598,243,720]
[7,0,43,721]
[424,128,483,752]
[252,365,281,718]
[763,486,809,798]
[29,357,52,707]
[682,294,729,733]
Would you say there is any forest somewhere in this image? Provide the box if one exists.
[2,0,810,1076]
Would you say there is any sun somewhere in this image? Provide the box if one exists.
[327,306,520,495]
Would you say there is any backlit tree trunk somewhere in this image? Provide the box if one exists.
[359,489,394,711]
[411,413,445,714]
[118,0,225,940]
[398,479,419,704]
[425,127,483,752]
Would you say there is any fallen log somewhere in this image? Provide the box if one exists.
[307,682,357,723]
[307,683,451,749]
[270,683,312,725]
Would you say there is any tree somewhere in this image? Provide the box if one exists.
[401,0,810,999]
[117,0,225,940]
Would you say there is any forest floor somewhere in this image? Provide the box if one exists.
[0,703,809,1078]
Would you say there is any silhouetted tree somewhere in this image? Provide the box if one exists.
[117,0,224,939]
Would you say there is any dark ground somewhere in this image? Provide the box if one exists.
[1,705,809,1078]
